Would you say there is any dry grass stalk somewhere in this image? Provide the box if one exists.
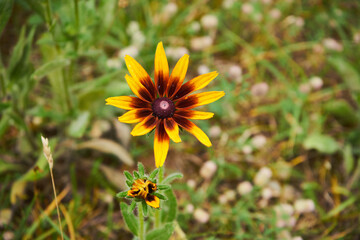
[41,136,64,240]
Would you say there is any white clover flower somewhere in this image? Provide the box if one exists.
[118,45,139,58]
[131,31,146,48]
[218,194,228,204]
[166,46,189,60]
[242,145,253,155]
[200,161,217,180]
[294,199,315,213]
[274,203,294,228]
[254,167,272,187]
[354,32,360,44]
[127,21,140,34]
[224,190,236,201]
[251,82,269,97]
[228,65,242,82]
[268,180,281,197]
[261,187,273,200]
[251,134,267,149]
[222,0,236,9]
[281,185,296,201]
[323,38,343,52]
[106,58,122,69]
[190,36,213,51]
[262,0,272,4]
[270,9,281,19]
[309,76,323,90]
[186,204,194,213]
[187,179,196,189]
[242,3,253,14]
[292,237,303,240]
[201,14,218,30]
[194,208,210,223]
[190,21,201,32]
[197,64,210,75]
[163,2,178,17]
[209,125,221,138]
[237,181,253,195]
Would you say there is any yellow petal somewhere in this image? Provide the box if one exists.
[125,74,153,102]
[131,115,157,136]
[154,42,169,97]
[176,91,225,109]
[106,96,149,110]
[164,118,181,143]
[124,55,156,99]
[118,109,151,123]
[173,71,218,100]
[173,116,212,147]
[175,110,214,120]
[145,195,160,208]
[167,54,189,97]
[154,122,170,168]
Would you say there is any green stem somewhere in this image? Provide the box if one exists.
[73,0,79,51]
[138,203,145,240]
[154,166,164,228]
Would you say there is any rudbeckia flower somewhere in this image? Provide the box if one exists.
[106,42,225,167]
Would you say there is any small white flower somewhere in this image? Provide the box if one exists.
[163,2,178,17]
[118,45,139,58]
[354,32,360,44]
[292,237,303,240]
[242,145,253,155]
[190,21,201,32]
[166,47,189,60]
[190,36,213,51]
[254,167,272,187]
[262,187,273,200]
[294,199,315,213]
[194,208,210,223]
[274,203,294,227]
[323,38,343,52]
[201,14,218,30]
[262,0,272,4]
[281,185,296,201]
[197,64,210,75]
[251,135,267,149]
[242,3,253,14]
[309,76,323,90]
[131,31,146,48]
[222,0,236,9]
[187,179,196,189]
[200,161,217,180]
[237,181,253,195]
[270,9,281,19]
[186,204,194,213]
[127,21,140,34]
[228,65,242,82]
[106,58,122,69]
[224,190,236,201]
[218,194,228,204]
[209,125,222,138]
[251,82,269,97]
[268,180,281,197]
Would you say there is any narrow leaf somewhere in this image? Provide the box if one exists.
[32,58,71,80]
[116,191,128,198]
[163,172,183,184]
[157,184,171,191]
[150,168,159,179]
[138,162,145,176]
[146,222,174,240]
[0,0,14,37]
[124,171,134,181]
[120,202,139,236]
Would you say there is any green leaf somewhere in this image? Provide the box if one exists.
[23,0,46,20]
[157,184,171,191]
[124,171,134,181]
[126,180,132,187]
[67,111,90,138]
[130,201,137,212]
[162,172,183,184]
[32,58,71,80]
[120,202,138,236]
[138,162,145,177]
[149,168,159,179]
[343,144,354,175]
[142,201,148,217]
[161,189,177,223]
[133,171,140,179]
[153,192,167,200]
[303,133,339,154]
[146,222,174,240]
[0,0,14,37]
[328,57,360,92]
[116,191,128,198]
[324,197,356,219]
[324,100,359,128]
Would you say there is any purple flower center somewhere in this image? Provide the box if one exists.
[152,97,175,119]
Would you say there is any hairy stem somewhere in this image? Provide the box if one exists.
[138,203,145,240]
[154,166,164,228]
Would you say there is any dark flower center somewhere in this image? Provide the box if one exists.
[152,97,175,119]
